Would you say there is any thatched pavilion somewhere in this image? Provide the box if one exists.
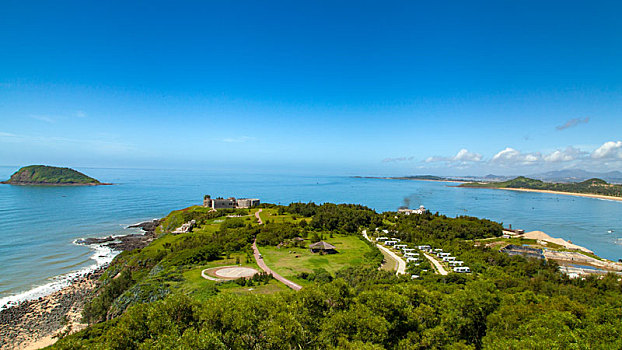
[309,241,337,254]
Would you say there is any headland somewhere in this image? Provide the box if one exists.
[459,176,622,202]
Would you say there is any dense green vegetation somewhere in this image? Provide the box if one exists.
[2,165,101,185]
[461,176,622,198]
[285,202,382,233]
[50,203,622,349]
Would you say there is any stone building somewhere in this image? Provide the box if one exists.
[203,195,260,209]
[236,198,261,208]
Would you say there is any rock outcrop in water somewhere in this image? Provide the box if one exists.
[76,219,161,252]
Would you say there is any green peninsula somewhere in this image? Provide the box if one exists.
[460,176,622,199]
[48,202,622,349]
[2,165,106,185]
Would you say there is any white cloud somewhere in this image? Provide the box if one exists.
[75,110,87,118]
[420,142,622,172]
[426,149,482,163]
[452,148,482,162]
[591,141,622,159]
[543,146,585,162]
[491,147,519,162]
[491,147,542,165]
[491,146,584,165]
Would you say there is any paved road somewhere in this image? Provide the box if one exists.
[423,253,448,275]
[362,230,406,276]
[252,209,302,291]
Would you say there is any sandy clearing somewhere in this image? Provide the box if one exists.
[521,230,593,254]
[214,267,258,278]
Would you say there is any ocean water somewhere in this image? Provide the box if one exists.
[1,166,621,306]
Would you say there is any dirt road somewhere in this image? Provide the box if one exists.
[252,209,302,291]
[362,230,406,275]
[423,253,448,275]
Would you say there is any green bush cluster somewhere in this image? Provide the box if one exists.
[286,202,382,234]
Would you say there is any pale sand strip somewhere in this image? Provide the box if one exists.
[499,187,622,202]
[521,231,593,254]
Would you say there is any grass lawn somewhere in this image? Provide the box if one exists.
[172,252,289,301]
[252,208,310,225]
[257,234,374,286]
[220,280,290,295]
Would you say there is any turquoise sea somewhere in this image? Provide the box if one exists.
[1,166,621,307]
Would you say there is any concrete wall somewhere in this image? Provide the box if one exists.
[236,198,260,208]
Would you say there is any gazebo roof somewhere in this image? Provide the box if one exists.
[309,241,337,250]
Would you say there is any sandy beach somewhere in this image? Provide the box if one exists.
[388,177,467,184]
[499,187,622,202]
[521,230,594,254]
[0,268,103,350]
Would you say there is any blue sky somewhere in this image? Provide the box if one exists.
[1,1,621,175]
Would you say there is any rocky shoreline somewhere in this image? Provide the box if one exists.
[0,268,104,350]
[0,219,161,350]
[76,218,160,251]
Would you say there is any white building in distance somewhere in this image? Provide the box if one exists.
[398,205,427,215]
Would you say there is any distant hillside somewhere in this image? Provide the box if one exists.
[529,169,622,184]
[460,176,622,198]
[393,175,448,181]
[2,165,104,185]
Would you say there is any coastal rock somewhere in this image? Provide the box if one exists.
[76,236,116,245]
[128,219,160,232]
[78,219,161,252]
[0,269,104,350]
[0,218,162,349]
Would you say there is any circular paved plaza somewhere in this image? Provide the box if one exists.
[202,266,258,280]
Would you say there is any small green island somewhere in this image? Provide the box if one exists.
[1,165,108,186]
[460,176,622,199]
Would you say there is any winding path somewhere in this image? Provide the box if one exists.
[252,209,302,291]
[423,253,448,275]
[254,209,264,225]
[362,230,406,275]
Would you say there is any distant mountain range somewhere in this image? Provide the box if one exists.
[358,169,622,184]
[461,170,622,184]
[527,169,622,184]
[459,176,622,198]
